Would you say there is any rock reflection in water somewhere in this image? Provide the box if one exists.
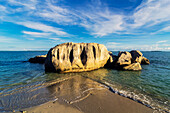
[0,69,109,111]
[79,68,110,81]
[45,68,110,82]
[46,69,109,104]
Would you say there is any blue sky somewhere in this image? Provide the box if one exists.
[0,0,170,51]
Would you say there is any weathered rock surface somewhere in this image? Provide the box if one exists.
[130,50,143,63]
[104,51,116,68]
[117,51,132,65]
[29,43,150,72]
[123,63,142,71]
[108,50,149,71]
[29,55,47,63]
[45,42,110,73]
[141,56,150,65]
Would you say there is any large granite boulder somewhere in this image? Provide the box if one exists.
[130,50,143,63]
[117,51,132,65]
[45,42,110,73]
[29,55,47,64]
[123,63,142,71]
[141,56,150,65]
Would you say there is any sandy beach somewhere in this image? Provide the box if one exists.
[17,76,154,113]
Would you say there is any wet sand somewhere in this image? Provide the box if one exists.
[18,75,154,113]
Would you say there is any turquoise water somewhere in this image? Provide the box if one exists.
[0,51,169,112]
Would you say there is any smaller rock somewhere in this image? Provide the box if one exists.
[117,51,132,65]
[130,50,143,63]
[123,63,142,71]
[141,56,150,65]
[29,55,47,64]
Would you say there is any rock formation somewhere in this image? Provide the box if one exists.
[130,50,143,63]
[117,51,132,65]
[29,42,150,72]
[108,50,149,71]
[123,63,142,71]
[141,57,150,65]
[45,42,110,73]
[29,55,47,64]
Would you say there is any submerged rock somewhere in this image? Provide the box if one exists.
[123,62,142,71]
[141,56,150,65]
[45,42,110,73]
[29,55,47,64]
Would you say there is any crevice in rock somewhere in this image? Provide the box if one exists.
[69,49,74,63]
[57,49,59,60]
[80,47,87,65]
[93,46,96,59]
[63,54,65,60]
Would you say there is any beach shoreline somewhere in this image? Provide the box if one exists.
[16,76,154,113]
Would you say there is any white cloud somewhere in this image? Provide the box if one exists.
[1,0,170,37]
[106,40,170,51]
[162,44,170,47]
[7,0,37,10]
[0,36,19,43]
[17,21,68,36]
[49,37,68,42]
[49,38,60,41]
[132,0,170,27]
[6,0,124,37]
[151,26,170,34]
[36,0,78,25]
[107,43,170,51]
[0,5,6,11]
[22,31,52,37]
[0,5,8,20]
[26,38,35,40]
[156,40,168,43]
[106,42,122,50]
[79,5,124,36]
[86,15,124,37]
[107,42,121,45]
[40,0,125,37]
[159,26,170,32]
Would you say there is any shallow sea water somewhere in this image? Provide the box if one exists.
[0,51,169,112]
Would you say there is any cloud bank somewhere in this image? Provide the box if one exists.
[0,0,170,37]
[0,0,170,50]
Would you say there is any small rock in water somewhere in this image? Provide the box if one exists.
[141,56,150,65]
[29,55,46,64]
